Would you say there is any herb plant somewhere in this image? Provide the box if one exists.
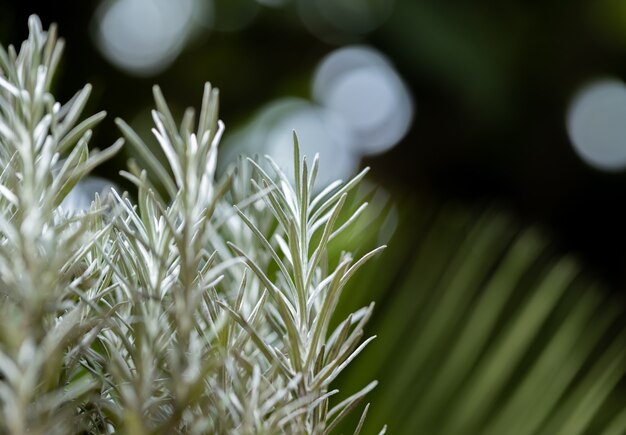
[0,17,382,434]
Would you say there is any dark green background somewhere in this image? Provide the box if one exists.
[2,0,626,288]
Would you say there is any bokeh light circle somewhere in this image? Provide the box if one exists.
[94,0,201,75]
[61,177,117,213]
[313,46,414,156]
[262,100,358,188]
[220,99,359,189]
[567,78,626,171]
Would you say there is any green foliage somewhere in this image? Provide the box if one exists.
[333,202,626,435]
[0,17,381,434]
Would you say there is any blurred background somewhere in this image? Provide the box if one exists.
[3,0,626,287]
[3,0,626,433]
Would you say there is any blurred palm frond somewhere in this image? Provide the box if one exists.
[333,194,626,435]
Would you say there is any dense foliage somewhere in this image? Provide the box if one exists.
[0,17,381,434]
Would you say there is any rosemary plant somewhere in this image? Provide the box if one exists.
[0,16,382,434]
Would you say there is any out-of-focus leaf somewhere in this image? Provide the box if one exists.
[333,197,626,435]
